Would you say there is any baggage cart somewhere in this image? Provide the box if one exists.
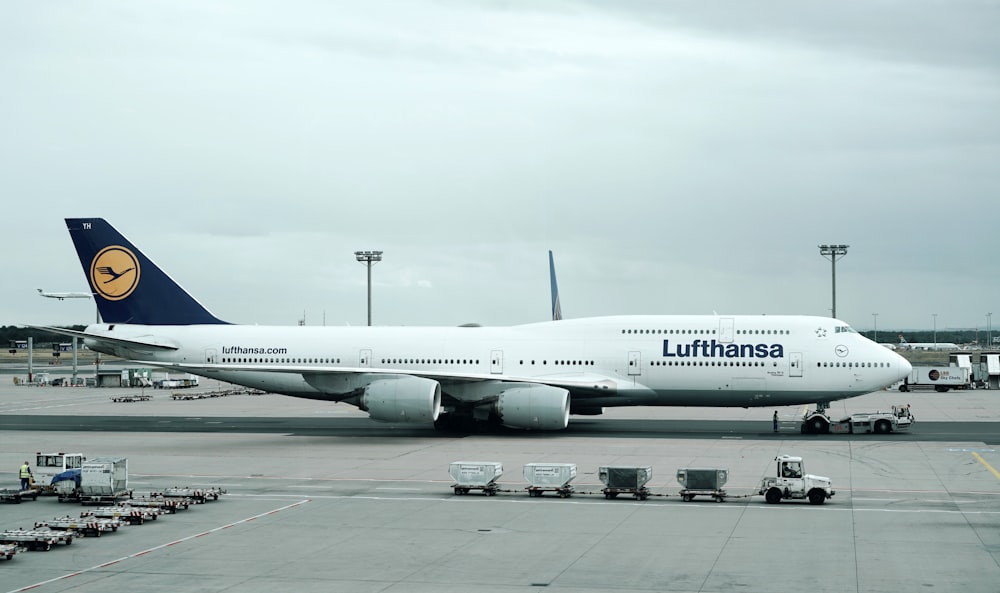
[0,528,74,551]
[35,516,122,537]
[0,488,39,504]
[449,461,503,496]
[598,466,652,500]
[676,468,729,502]
[523,463,577,498]
[110,393,152,402]
[0,542,18,560]
[82,505,161,525]
[153,486,227,503]
[127,496,189,513]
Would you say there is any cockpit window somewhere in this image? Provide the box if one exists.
[834,326,857,334]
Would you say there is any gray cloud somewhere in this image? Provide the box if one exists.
[2,0,997,333]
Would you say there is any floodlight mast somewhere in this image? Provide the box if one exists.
[354,250,383,326]
[818,244,849,319]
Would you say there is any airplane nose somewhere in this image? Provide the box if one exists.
[897,354,912,381]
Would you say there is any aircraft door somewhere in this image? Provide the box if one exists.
[719,318,735,343]
[628,351,641,376]
[490,350,503,374]
[790,352,803,377]
[359,349,372,368]
[205,348,218,364]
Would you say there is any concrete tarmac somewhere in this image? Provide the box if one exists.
[1,384,999,593]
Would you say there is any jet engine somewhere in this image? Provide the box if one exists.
[362,376,441,424]
[494,384,570,430]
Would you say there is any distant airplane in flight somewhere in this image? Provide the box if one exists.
[37,288,92,301]
[38,218,912,432]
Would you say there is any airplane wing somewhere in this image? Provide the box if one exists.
[137,359,630,395]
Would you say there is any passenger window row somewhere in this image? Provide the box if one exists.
[223,357,341,364]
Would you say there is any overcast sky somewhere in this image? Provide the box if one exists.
[3,1,998,334]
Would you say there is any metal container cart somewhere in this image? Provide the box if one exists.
[0,488,39,504]
[0,529,74,551]
[0,543,18,560]
[35,516,122,537]
[676,468,729,502]
[598,466,652,500]
[82,505,161,525]
[154,486,227,503]
[449,461,503,495]
[523,463,577,497]
[127,496,190,513]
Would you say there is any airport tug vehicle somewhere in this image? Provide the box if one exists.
[758,455,834,505]
[800,402,913,434]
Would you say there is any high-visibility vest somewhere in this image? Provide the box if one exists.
[19,464,31,478]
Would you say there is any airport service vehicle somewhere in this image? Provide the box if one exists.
[900,366,971,392]
[801,404,913,434]
[35,218,913,433]
[758,455,834,505]
[34,452,84,493]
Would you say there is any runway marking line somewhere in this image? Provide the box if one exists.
[972,452,1000,481]
[5,499,310,593]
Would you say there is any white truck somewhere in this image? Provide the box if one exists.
[899,365,971,392]
[759,455,834,505]
[801,404,913,434]
[34,452,85,491]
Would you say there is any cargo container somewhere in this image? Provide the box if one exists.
[598,466,652,500]
[80,457,130,503]
[676,468,728,502]
[523,463,576,497]
[449,461,503,495]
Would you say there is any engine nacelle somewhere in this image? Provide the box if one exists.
[495,384,570,430]
[362,376,441,424]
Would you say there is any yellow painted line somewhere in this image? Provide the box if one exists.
[971,452,1000,480]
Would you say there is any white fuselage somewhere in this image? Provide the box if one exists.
[85,314,911,409]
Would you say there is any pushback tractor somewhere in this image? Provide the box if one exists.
[758,455,834,505]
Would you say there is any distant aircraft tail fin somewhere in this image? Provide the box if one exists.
[65,218,227,325]
[549,250,562,321]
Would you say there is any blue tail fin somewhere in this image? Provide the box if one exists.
[65,218,227,325]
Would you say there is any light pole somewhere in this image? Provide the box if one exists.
[818,244,849,318]
[932,313,938,348]
[872,313,878,343]
[988,313,993,349]
[354,250,383,326]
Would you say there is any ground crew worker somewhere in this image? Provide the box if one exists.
[19,461,32,490]
[773,411,779,433]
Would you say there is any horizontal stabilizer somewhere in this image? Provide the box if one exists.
[30,325,179,351]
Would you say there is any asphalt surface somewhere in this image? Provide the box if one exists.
[3,414,1000,444]
[1,385,999,593]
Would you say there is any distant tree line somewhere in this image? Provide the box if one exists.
[1,325,86,348]
[863,329,993,346]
